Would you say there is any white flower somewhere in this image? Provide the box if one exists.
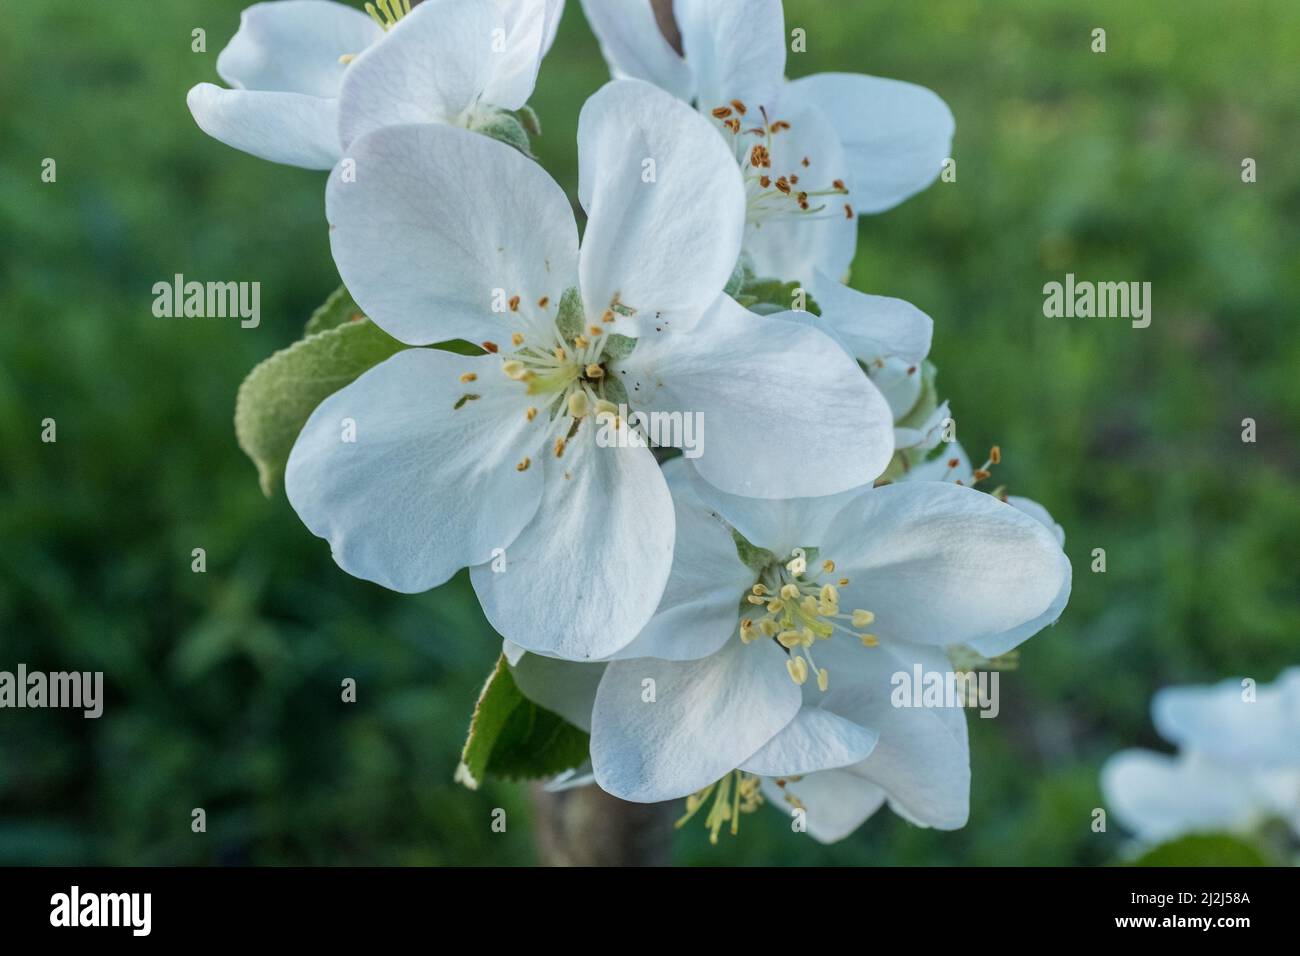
[579,0,954,284]
[284,79,894,661]
[187,0,564,169]
[513,457,1069,807]
[1101,669,1300,845]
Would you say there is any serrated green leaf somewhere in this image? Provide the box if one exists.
[303,285,365,336]
[455,655,590,789]
[235,319,405,496]
[1130,832,1271,867]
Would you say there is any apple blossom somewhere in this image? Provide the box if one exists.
[579,0,954,283]
[555,457,1069,805]
[187,0,564,169]
[284,79,894,661]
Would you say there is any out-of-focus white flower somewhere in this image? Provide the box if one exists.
[1101,669,1300,844]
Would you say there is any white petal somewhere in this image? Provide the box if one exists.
[809,271,933,366]
[612,296,894,497]
[509,652,605,731]
[892,399,949,452]
[676,457,864,560]
[826,639,970,829]
[1152,669,1300,766]
[577,0,694,101]
[789,73,954,214]
[338,0,499,149]
[741,707,878,777]
[822,482,1071,647]
[327,123,579,346]
[741,97,857,284]
[591,637,801,802]
[187,83,341,169]
[960,494,1073,671]
[539,0,566,54]
[481,0,565,109]
[1007,495,1066,546]
[761,771,886,844]
[867,356,924,421]
[217,0,383,96]
[611,459,754,662]
[577,80,745,337]
[470,422,674,660]
[284,349,546,593]
[1101,750,1270,843]
[675,0,785,110]
[900,441,971,484]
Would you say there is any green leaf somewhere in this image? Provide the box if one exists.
[235,318,405,496]
[516,104,541,137]
[469,108,533,157]
[734,276,821,316]
[1130,833,1272,867]
[556,286,584,342]
[732,529,775,574]
[455,656,590,789]
[303,285,365,336]
[602,333,637,363]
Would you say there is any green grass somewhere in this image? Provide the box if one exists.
[1,0,1296,865]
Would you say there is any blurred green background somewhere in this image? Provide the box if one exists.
[1,0,1297,865]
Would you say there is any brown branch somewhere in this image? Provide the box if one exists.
[530,782,676,866]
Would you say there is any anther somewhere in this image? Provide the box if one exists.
[516,457,531,472]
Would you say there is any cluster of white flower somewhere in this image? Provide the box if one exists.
[190,0,1072,844]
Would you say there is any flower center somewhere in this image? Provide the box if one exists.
[708,101,853,226]
[740,548,878,692]
[451,287,635,472]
